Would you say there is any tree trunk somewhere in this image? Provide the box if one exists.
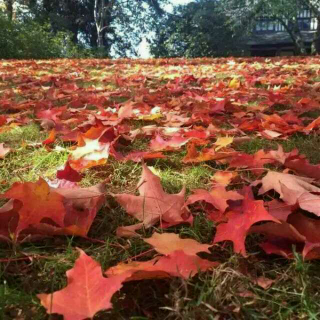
[70,24,79,44]
[94,0,108,48]
[312,16,320,54]
[94,0,102,48]
[292,21,307,55]
[299,0,320,54]
[94,0,114,49]
[4,0,14,20]
[279,17,307,55]
[97,33,104,48]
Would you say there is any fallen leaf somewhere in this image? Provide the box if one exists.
[287,212,320,244]
[250,220,306,259]
[268,145,298,165]
[214,136,233,151]
[186,186,243,213]
[254,276,275,289]
[0,181,105,240]
[38,249,126,320]
[42,128,56,145]
[149,134,189,151]
[1,178,66,236]
[57,161,82,182]
[114,163,190,237]
[265,199,293,221]
[284,155,320,180]
[229,78,240,89]
[211,171,238,186]
[0,143,11,159]
[151,250,218,278]
[106,250,218,281]
[124,151,166,162]
[69,126,117,171]
[183,142,233,163]
[143,232,211,256]
[257,171,320,216]
[214,189,279,256]
[71,138,110,162]
[229,150,274,175]
[0,199,20,241]
[52,182,105,236]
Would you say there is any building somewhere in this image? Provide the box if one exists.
[248,7,318,56]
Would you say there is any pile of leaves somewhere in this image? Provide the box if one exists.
[1,57,320,319]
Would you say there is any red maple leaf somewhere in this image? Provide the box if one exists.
[149,134,189,151]
[0,181,105,240]
[186,186,243,213]
[1,178,66,236]
[38,249,126,320]
[114,163,190,237]
[229,150,274,175]
[57,161,82,182]
[214,189,279,256]
[106,250,218,281]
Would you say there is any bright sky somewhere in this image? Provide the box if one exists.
[138,0,193,58]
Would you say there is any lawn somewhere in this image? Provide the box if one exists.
[1,56,320,319]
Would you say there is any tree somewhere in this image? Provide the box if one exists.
[222,0,320,55]
[149,0,247,58]
[3,0,14,20]
[92,0,166,55]
[221,0,309,55]
[0,11,79,59]
[94,0,111,48]
[300,0,320,53]
[29,0,166,57]
[32,0,97,46]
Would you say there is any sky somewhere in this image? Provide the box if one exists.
[138,0,193,58]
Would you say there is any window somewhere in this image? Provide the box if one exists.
[311,18,317,31]
[298,19,311,31]
[268,21,275,31]
[254,7,315,33]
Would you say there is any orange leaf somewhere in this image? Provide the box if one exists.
[143,232,211,256]
[186,186,243,213]
[183,142,233,163]
[106,250,218,281]
[211,171,238,186]
[1,178,66,236]
[42,129,56,145]
[38,249,126,320]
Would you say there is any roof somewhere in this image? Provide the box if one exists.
[247,31,316,45]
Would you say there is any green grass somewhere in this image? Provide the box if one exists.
[0,123,44,145]
[2,58,320,320]
[0,124,69,192]
[3,238,319,319]
[236,133,320,164]
[2,120,320,320]
[158,165,213,194]
[300,109,320,119]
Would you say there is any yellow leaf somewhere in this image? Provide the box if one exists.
[214,136,234,151]
[229,78,240,89]
[138,113,162,121]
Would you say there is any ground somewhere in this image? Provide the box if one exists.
[1,57,320,319]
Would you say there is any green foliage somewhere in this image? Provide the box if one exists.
[30,0,168,57]
[220,0,320,55]
[150,0,248,58]
[0,13,86,59]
